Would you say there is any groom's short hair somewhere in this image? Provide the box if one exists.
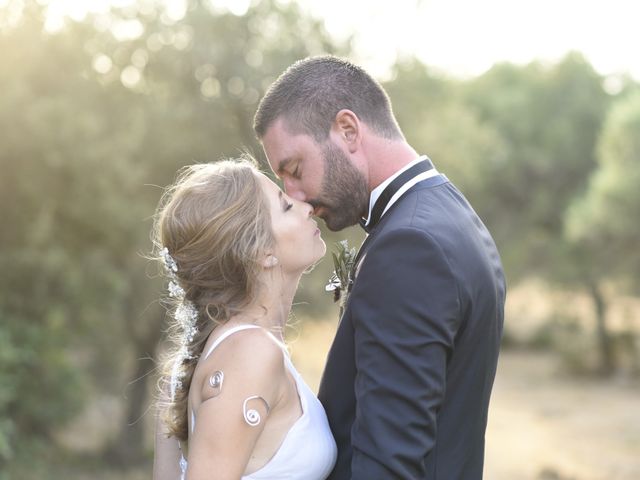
[254,55,403,143]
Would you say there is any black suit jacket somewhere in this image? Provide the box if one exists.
[317,174,506,479]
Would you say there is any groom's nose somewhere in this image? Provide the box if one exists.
[283,178,306,202]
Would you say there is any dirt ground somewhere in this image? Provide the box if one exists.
[485,351,640,480]
[290,320,640,480]
[54,313,640,480]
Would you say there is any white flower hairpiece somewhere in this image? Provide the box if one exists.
[175,302,198,344]
[160,246,178,273]
[161,246,199,398]
[168,280,185,298]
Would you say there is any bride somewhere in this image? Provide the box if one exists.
[151,158,337,480]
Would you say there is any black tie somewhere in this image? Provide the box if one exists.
[360,159,434,233]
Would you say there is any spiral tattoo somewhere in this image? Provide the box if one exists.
[242,396,271,427]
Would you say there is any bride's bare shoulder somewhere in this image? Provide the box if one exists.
[196,326,286,403]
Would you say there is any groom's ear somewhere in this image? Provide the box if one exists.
[333,109,360,153]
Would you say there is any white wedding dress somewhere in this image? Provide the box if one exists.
[179,324,337,479]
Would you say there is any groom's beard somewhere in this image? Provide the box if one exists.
[310,142,369,232]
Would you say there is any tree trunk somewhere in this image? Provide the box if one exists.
[105,271,165,466]
[106,319,163,466]
[588,281,614,375]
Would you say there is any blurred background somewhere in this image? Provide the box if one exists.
[1,0,639,479]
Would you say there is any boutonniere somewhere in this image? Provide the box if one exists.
[325,240,357,315]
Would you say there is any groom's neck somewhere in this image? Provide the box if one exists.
[362,136,420,192]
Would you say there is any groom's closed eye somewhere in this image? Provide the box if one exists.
[276,157,294,177]
[277,157,301,181]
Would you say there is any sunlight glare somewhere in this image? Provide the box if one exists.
[120,65,141,88]
[92,53,113,74]
[111,18,144,41]
[165,0,187,22]
[212,0,251,16]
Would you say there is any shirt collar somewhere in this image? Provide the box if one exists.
[363,155,430,225]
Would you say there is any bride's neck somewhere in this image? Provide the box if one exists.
[228,270,301,340]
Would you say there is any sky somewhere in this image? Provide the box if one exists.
[21,0,640,81]
[300,0,640,81]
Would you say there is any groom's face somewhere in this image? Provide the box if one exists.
[262,118,369,232]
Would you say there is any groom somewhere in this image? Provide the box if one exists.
[254,56,506,479]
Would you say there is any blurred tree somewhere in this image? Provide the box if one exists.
[565,92,640,373]
[384,58,508,211]
[567,90,640,282]
[1,0,349,472]
[3,0,638,476]
[0,3,153,474]
[460,54,638,374]
[463,53,611,281]
[92,0,348,463]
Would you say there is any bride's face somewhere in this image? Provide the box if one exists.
[256,173,326,272]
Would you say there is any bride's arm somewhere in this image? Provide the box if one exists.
[186,329,286,480]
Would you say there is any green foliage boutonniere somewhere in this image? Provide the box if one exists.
[325,240,357,315]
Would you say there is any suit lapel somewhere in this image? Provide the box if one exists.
[348,234,374,293]
[350,173,449,291]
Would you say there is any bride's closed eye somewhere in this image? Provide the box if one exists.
[278,191,293,212]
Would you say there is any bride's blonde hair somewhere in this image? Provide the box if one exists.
[152,157,274,441]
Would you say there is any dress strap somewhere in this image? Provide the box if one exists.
[202,324,261,361]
